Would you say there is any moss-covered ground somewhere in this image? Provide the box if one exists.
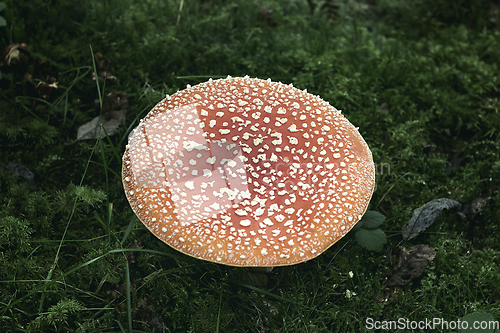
[1,0,499,331]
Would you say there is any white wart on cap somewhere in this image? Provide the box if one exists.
[122,76,375,266]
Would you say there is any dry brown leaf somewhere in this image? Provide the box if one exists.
[35,80,58,101]
[99,91,129,114]
[6,162,37,189]
[385,244,436,287]
[458,197,490,220]
[91,52,117,86]
[0,43,31,71]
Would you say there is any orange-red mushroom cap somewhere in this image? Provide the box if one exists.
[122,76,375,266]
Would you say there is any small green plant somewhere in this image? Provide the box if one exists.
[28,299,86,331]
[0,216,32,252]
[74,185,106,208]
[460,312,498,333]
[353,211,387,252]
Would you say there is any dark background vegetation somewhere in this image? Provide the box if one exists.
[1,0,499,331]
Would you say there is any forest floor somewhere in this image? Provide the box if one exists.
[1,0,499,332]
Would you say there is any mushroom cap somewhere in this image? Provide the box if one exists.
[122,76,375,267]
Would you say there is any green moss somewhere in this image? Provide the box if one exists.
[28,299,86,332]
[1,0,499,331]
[0,216,33,253]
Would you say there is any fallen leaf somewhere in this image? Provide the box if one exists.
[402,198,461,240]
[99,91,129,114]
[35,80,58,101]
[6,162,36,189]
[385,244,436,287]
[75,110,126,141]
[76,91,129,141]
[458,197,490,220]
[92,71,117,86]
[0,43,31,71]
[91,52,117,86]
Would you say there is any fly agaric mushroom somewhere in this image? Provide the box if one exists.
[122,76,375,266]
